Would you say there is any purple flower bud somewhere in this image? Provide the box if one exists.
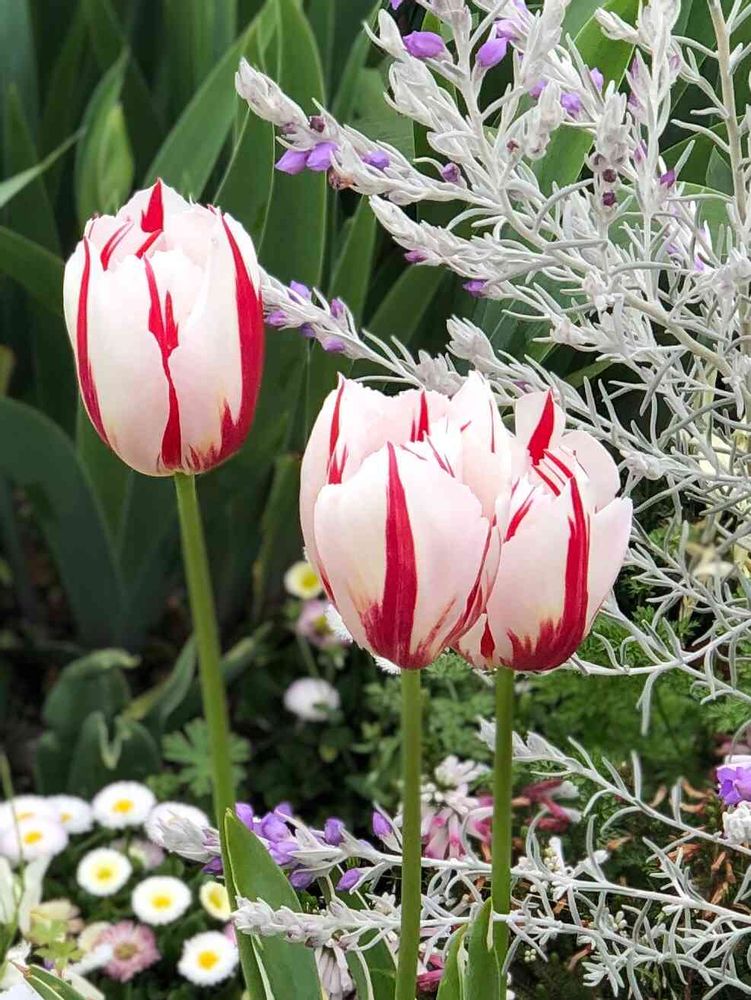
[390,0,404,7]
[476,36,508,69]
[323,336,346,354]
[309,114,326,133]
[307,141,339,172]
[718,765,751,805]
[275,802,294,818]
[494,19,518,41]
[441,162,462,184]
[261,814,290,842]
[336,867,363,892]
[266,310,288,327]
[633,140,647,164]
[236,803,254,828]
[290,869,315,890]
[561,92,582,117]
[463,279,488,297]
[602,168,618,184]
[372,810,392,840]
[289,280,311,299]
[529,80,546,99]
[330,297,345,319]
[659,168,676,188]
[269,841,297,865]
[324,817,345,846]
[602,191,617,207]
[627,90,640,111]
[590,67,604,90]
[403,31,445,60]
[202,857,223,875]
[404,249,427,264]
[362,149,390,171]
[301,323,316,339]
[276,148,310,175]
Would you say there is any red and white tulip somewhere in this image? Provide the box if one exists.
[300,374,512,669]
[63,180,264,476]
[457,390,632,672]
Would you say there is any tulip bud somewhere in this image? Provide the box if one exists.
[63,180,264,476]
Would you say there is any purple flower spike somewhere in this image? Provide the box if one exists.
[307,141,339,172]
[289,280,311,299]
[372,810,392,840]
[590,67,604,90]
[718,765,751,806]
[290,870,315,890]
[659,168,676,188]
[561,92,582,117]
[362,149,390,171]
[529,80,546,99]
[301,323,316,339]
[336,867,362,892]
[276,148,310,175]
[324,817,345,846]
[464,279,488,297]
[404,249,427,264]
[476,36,508,69]
[266,310,288,328]
[403,31,445,60]
[441,162,462,184]
[330,297,345,319]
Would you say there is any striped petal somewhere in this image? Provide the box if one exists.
[514,390,564,464]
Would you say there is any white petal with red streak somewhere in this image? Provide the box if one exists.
[514,390,564,456]
[559,430,621,511]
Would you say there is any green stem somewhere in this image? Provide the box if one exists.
[396,668,422,1000]
[173,473,235,836]
[491,667,514,999]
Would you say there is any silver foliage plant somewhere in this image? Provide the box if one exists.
[230,0,751,994]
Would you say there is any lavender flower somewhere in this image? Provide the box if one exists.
[324,818,345,847]
[529,80,546,99]
[330,298,345,320]
[289,280,311,299]
[275,148,310,175]
[403,31,445,60]
[372,810,392,840]
[404,249,427,264]
[336,867,362,892]
[561,92,583,117]
[463,279,488,297]
[362,149,390,171]
[717,765,751,806]
[440,162,462,184]
[660,168,676,187]
[307,142,339,172]
[476,35,508,70]
[266,309,288,327]
[590,67,605,90]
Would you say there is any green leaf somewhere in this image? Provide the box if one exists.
[534,0,638,192]
[331,0,379,120]
[0,348,12,396]
[128,639,197,734]
[66,711,161,796]
[0,228,64,316]
[224,813,321,1000]
[464,899,500,999]
[43,648,136,739]
[329,198,379,324]
[437,927,467,1000]
[0,131,79,213]
[0,0,38,134]
[259,0,327,286]
[706,148,733,196]
[368,265,446,344]
[144,21,260,197]
[0,397,123,647]
[75,406,130,538]
[24,967,88,1000]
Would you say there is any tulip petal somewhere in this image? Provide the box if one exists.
[515,390,564,463]
[586,498,632,625]
[314,444,488,668]
[560,430,621,510]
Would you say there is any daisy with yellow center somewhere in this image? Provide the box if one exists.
[49,795,93,834]
[0,796,57,833]
[91,781,155,830]
[284,559,323,599]
[178,931,238,986]
[77,848,132,897]
[0,816,68,864]
[199,880,231,921]
[131,876,191,926]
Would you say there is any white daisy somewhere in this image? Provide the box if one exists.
[131,876,191,926]
[0,817,68,864]
[91,782,156,829]
[177,930,239,986]
[199,881,231,921]
[48,795,93,834]
[283,560,323,599]
[144,802,210,847]
[77,848,132,897]
[283,677,340,722]
[0,796,57,832]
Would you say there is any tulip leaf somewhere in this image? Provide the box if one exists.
[22,967,88,1000]
[534,0,638,193]
[224,812,322,1000]
[329,197,379,324]
[0,131,79,215]
[437,926,467,1000]
[368,264,446,345]
[0,228,64,317]
[464,899,500,1000]
[252,452,301,616]
[65,711,161,797]
[0,396,123,647]
[0,0,38,132]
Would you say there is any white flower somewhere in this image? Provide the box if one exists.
[723,802,751,845]
[131,875,191,926]
[0,797,57,832]
[77,848,132,897]
[177,931,239,986]
[315,944,354,1000]
[284,560,323,599]
[91,782,156,829]
[48,796,93,834]
[0,857,47,932]
[283,678,340,722]
[78,922,112,953]
[0,817,68,865]
[199,881,231,921]
[144,802,210,847]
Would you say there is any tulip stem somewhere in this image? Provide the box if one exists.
[492,666,515,998]
[396,667,422,1000]
[174,473,236,829]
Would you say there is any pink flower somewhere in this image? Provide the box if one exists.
[98,921,160,982]
[457,390,631,673]
[62,180,264,476]
[299,375,515,669]
[295,599,343,649]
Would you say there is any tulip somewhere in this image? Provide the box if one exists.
[457,389,632,673]
[63,179,264,477]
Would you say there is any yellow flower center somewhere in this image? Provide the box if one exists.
[151,894,173,910]
[197,950,219,970]
[208,887,226,909]
[23,830,43,845]
[61,812,72,823]
[115,943,137,960]
[300,568,320,591]
[17,811,34,821]
[113,799,134,814]
[96,865,115,883]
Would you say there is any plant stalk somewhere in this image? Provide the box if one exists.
[492,666,515,998]
[395,667,423,1000]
